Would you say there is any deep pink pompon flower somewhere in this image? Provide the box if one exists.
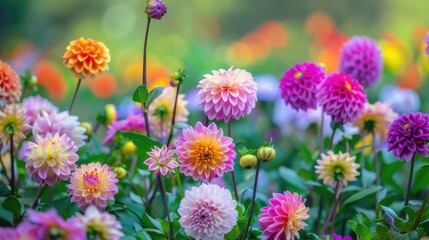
[175,122,235,182]
[317,72,367,124]
[259,191,310,240]
[279,62,326,111]
[27,208,86,240]
[103,113,146,144]
[197,67,258,122]
[68,162,119,210]
[387,112,429,161]
[144,145,179,176]
[178,184,238,240]
[340,36,383,87]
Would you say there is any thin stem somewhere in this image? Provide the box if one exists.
[142,18,152,138]
[227,121,239,201]
[328,127,337,151]
[10,134,15,196]
[68,78,82,113]
[315,112,325,231]
[241,159,261,240]
[159,175,174,239]
[175,168,184,198]
[412,190,429,230]
[372,133,381,203]
[146,180,160,208]
[31,184,48,209]
[319,112,324,154]
[314,196,324,231]
[0,154,11,185]
[322,181,341,234]
[166,84,181,147]
[404,154,416,206]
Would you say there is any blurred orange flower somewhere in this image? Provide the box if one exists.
[86,73,118,99]
[398,64,422,89]
[123,60,170,91]
[33,60,66,100]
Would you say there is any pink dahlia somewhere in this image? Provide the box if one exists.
[103,113,146,144]
[174,122,235,182]
[144,145,179,176]
[279,62,327,111]
[33,111,87,147]
[317,72,367,124]
[68,162,119,210]
[197,67,258,122]
[27,208,86,240]
[24,133,78,185]
[146,0,167,20]
[0,221,38,240]
[22,95,58,124]
[72,206,123,240]
[259,191,310,240]
[0,60,21,107]
[340,36,383,87]
[178,184,238,240]
[387,112,429,161]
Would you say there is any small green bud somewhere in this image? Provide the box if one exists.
[239,154,257,169]
[257,146,276,162]
[114,167,127,180]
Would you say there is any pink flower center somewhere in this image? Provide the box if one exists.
[191,202,218,228]
[83,169,100,189]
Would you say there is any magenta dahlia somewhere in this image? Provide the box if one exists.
[340,36,383,87]
[197,67,258,122]
[387,112,429,161]
[279,62,326,111]
[317,72,367,124]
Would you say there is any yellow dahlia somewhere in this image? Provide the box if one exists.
[0,60,21,107]
[0,104,30,146]
[315,151,360,186]
[63,37,111,78]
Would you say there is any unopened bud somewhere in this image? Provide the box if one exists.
[104,104,117,126]
[146,0,167,20]
[122,141,137,155]
[114,167,127,180]
[28,75,38,88]
[80,122,92,138]
[239,154,257,169]
[257,146,276,162]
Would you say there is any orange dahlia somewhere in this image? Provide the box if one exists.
[63,38,111,78]
[0,60,21,107]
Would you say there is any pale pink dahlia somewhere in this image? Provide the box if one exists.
[197,67,258,122]
[72,205,123,240]
[27,208,86,240]
[0,221,38,240]
[279,62,327,111]
[33,111,87,147]
[317,72,367,124]
[22,95,58,124]
[68,162,119,210]
[178,184,238,240]
[144,145,179,176]
[259,191,310,240]
[24,133,78,185]
[175,122,235,182]
[103,113,146,144]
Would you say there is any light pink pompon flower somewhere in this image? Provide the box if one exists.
[33,111,87,147]
[259,191,310,240]
[24,133,79,185]
[178,184,238,240]
[0,221,38,240]
[72,205,123,240]
[144,145,179,176]
[197,67,258,122]
[103,113,146,144]
[68,162,119,210]
[175,122,236,182]
[27,208,86,240]
[21,95,59,124]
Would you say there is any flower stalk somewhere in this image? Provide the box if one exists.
[68,78,82,113]
[142,17,152,138]
[412,190,429,230]
[241,158,261,240]
[228,121,239,201]
[159,175,174,239]
[404,154,415,206]
[322,181,342,234]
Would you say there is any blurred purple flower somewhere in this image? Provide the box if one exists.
[254,74,279,102]
[116,99,141,120]
[379,84,420,114]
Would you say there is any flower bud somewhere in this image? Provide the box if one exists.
[104,104,117,126]
[146,0,167,20]
[257,146,276,162]
[239,154,257,169]
[121,141,137,155]
[80,122,92,138]
[28,75,38,88]
[114,167,127,180]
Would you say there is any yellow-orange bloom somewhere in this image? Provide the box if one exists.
[63,38,111,78]
[0,60,21,107]
[315,151,360,186]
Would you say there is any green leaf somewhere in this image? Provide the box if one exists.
[355,223,371,239]
[142,212,164,232]
[147,87,164,106]
[136,231,152,240]
[122,131,162,160]
[278,166,306,194]
[2,195,21,213]
[224,224,240,240]
[340,186,381,208]
[132,85,149,104]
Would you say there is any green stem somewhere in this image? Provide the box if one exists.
[159,175,174,239]
[412,190,429,230]
[142,17,152,138]
[372,133,381,204]
[166,84,181,147]
[175,168,184,198]
[328,127,337,151]
[241,159,261,240]
[31,184,48,209]
[10,134,15,196]
[322,181,342,234]
[68,78,82,113]
[227,121,239,201]
[404,154,415,206]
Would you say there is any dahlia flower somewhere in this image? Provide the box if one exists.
[103,113,146,144]
[72,206,123,240]
[0,104,31,146]
[387,112,429,161]
[0,60,21,107]
[197,67,258,122]
[63,37,111,78]
[144,145,179,176]
[340,36,383,87]
[317,72,366,124]
[315,151,360,186]
[68,162,119,210]
[27,208,86,240]
[21,95,58,124]
[33,111,87,147]
[0,221,37,240]
[259,191,310,240]
[148,86,189,139]
[279,62,326,111]
[146,0,167,20]
[24,133,78,185]
[178,184,237,240]
[175,122,235,182]
[354,102,398,142]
